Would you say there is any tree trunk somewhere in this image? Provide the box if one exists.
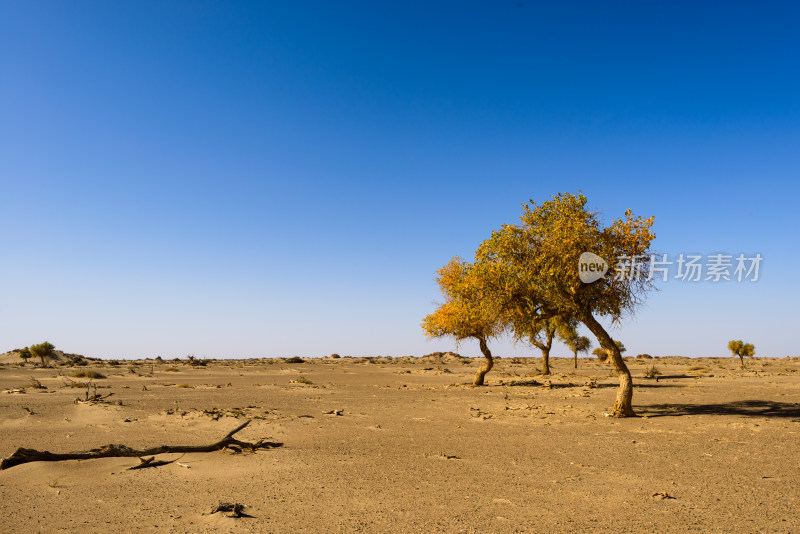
[581,313,636,417]
[541,347,551,375]
[473,336,493,386]
[573,350,578,369]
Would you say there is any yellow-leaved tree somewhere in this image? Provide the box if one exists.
[421,258,506,386]
[476,192,655,416]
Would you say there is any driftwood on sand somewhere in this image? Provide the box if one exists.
[0,419,282,470]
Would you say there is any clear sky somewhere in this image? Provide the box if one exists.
[1,1,798,359]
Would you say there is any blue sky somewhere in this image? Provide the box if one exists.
[1,1,798,359]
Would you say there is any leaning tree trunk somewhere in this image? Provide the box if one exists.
[473,336,494,386]
[582,313,635,417]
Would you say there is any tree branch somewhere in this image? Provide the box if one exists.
[0,419,282,470]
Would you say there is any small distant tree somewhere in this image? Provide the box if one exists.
[567,335,592,369]
[556,319,592,369]
[29,342,56,366]
[422,258,505,386]
[614,340,626,355]
[727,340,755,368]
[516,316,571,376]
[18,347,32,364]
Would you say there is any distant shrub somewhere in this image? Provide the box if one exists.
[294,376,313,385]
[177,383,192,388]
[70,370,106,379]
[25,378,47,389]
[636,354,653,359]
[285,356,305,364]
[186,355,209,366]
[592,348,608,362]
[644,366,662,379]
[330,354,341,359]
[163,366,180,372]
[107,360,120,366]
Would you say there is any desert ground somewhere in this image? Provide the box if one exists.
[0,353,798,533]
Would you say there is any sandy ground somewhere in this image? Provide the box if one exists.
[0,354,799,533]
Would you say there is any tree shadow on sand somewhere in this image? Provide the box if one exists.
[503,380,617,389]
[640,400,800,419]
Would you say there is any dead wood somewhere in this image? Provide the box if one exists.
[0,419,282,470]
[127,454,184,470]
[210,501,253,518]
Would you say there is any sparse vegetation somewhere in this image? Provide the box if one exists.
[163,366,180,372]
[644,365,662,379]
[285,356,305,364]
[29,341,56,366]
[69,370,106,379]
[294,376,313,385]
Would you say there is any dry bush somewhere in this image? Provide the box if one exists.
[163,366,179,372]
[25,378,47,390]
[285,356,305,364]
[69,370,106,379]
[294,376,313,385]
[644,366,662,379]
[177,383,192,388]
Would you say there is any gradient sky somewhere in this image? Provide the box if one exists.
[2,1,798,359]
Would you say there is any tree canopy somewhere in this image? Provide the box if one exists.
[421,258,505,385]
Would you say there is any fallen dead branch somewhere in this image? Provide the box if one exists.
[127,454,184,470]
[0,419,282,470]
[74,382,115,404]
[210,501,253,518]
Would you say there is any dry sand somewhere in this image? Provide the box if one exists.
[1,355,799,533]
